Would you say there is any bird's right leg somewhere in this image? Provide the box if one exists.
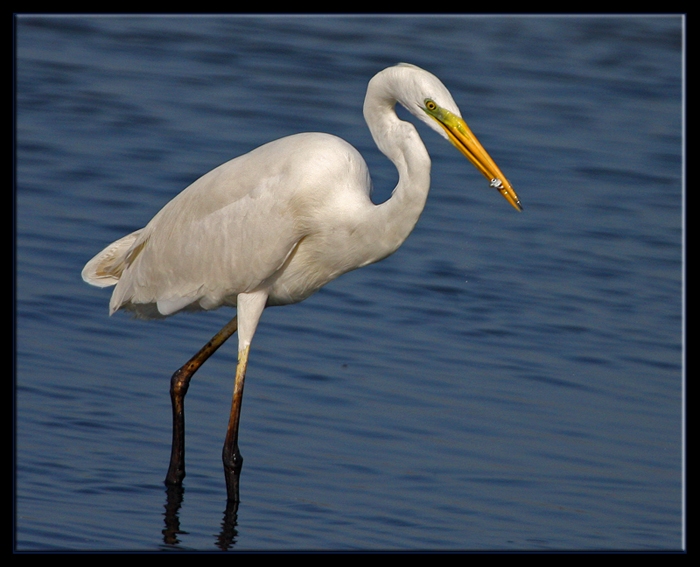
[221,291,267,502]
[165,315,238,487]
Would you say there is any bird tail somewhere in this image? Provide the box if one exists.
[81,229,143,288]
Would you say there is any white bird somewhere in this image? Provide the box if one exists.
[82,63,522,502]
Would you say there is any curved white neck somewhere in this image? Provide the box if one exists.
[359,76,432,264]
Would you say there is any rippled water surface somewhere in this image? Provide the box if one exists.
[16,15,683,551]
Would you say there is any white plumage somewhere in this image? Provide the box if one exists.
[82,63,521,501]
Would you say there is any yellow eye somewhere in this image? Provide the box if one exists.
[425,99,437,111]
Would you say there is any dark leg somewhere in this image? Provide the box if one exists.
[165,316,238,487]
[222,345,250,502]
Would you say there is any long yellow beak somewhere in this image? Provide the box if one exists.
[424,101,522,211]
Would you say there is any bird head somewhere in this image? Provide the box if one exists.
[389,63,522,212]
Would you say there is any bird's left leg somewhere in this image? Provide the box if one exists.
[222,291,267,502]
[165,315,238,488]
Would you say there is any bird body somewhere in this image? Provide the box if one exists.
[82,63,521,501]
[84,132,387,318]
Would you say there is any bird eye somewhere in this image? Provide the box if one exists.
[425,99,437,111]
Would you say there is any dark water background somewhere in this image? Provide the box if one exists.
[16,15,684,551]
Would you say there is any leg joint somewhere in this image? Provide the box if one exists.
[170,367,190,398]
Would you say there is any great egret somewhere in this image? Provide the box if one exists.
[82,63,522,502]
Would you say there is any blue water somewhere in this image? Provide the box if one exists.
[16,15,683,551]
